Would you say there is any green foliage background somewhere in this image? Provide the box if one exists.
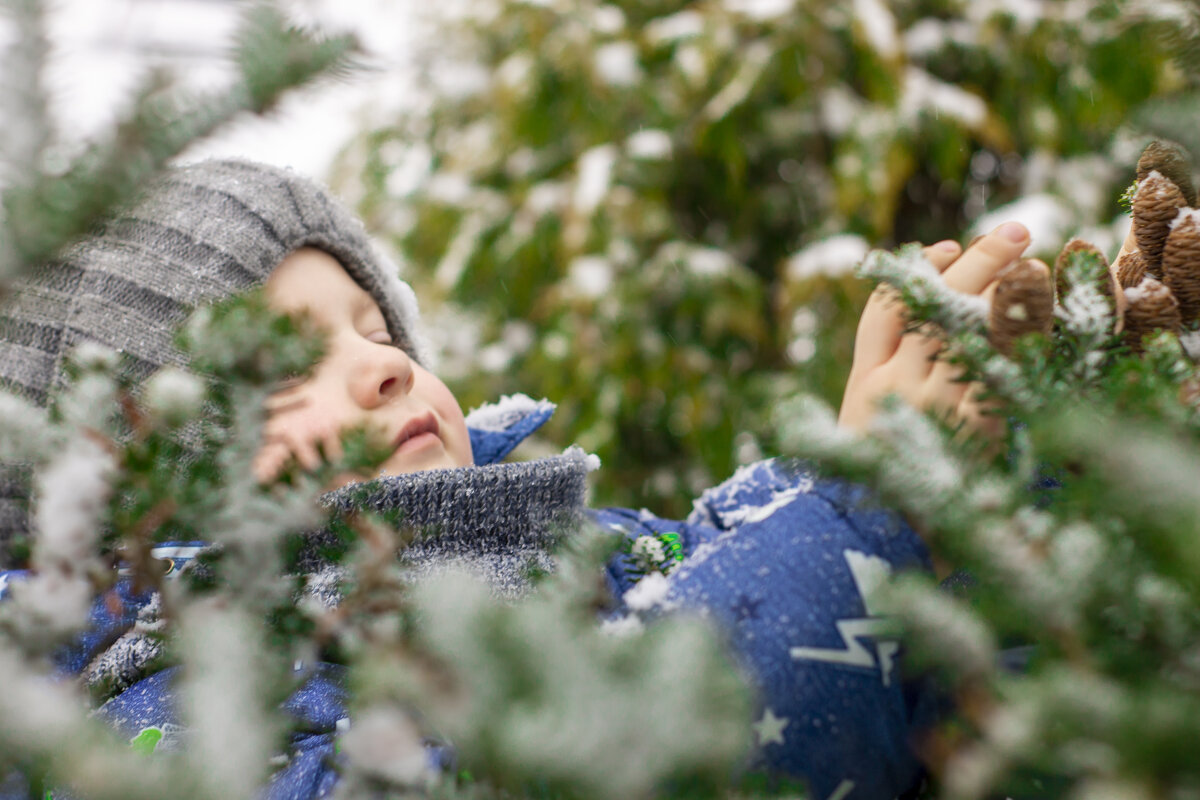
[335,0,1188,517]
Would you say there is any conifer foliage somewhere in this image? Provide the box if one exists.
[341,0,1189,518]
[0,4,751,799]
[782,141,1200,799]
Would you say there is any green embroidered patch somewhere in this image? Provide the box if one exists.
[130,726,164,754]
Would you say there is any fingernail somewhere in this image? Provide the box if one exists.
[996,222,1028,243]
[937,240,959,252]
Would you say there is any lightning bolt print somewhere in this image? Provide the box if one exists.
[789,549,899,685]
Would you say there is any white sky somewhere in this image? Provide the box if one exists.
[32,0,422,179]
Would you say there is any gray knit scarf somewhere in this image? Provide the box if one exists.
[84,449,592,696]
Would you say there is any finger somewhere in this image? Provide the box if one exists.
[1113,217,1137,265]
[892,324,944,383]
[290,433,323,473]
[852,240,963,371]
[914,278,998,422]
[253,442,288,484]
[943,222,1030,295]
[321,429,345,465]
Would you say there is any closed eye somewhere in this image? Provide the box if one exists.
[366,330,395,345]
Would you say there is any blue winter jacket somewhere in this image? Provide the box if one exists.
[0,398,935,800]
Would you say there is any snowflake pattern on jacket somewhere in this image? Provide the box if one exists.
[0,397,936,800]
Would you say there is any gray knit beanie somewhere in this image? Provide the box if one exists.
[0,159,428,563]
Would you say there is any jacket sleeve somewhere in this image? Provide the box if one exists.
[600,459,938,800]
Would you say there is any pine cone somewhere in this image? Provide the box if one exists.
[1123,276,1182,353]
[1115,248,1147,289]
[1133,171,1187,274]
[1053,238,1114,302]
[1162,208,1200,324]
[1137,140,1197,207]
[988,259,1054,357]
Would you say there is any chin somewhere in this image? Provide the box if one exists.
[381,449,463,477]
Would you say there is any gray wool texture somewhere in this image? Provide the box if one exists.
[0,159,428,564]
[318,448,593,599]
[85,451,592,696]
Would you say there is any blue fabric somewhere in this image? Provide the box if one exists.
[467,403,555,466]
[0,401,938,800]
[600,460,935,800]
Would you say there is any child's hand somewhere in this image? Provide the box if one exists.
[253,387,347,484]
[838,223,1035,437]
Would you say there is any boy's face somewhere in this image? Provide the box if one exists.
[254,248,473,483]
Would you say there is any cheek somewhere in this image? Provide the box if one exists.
[413,367,473,466]
[266,383,346,439]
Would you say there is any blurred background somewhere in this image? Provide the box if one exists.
[17,0,1197,517]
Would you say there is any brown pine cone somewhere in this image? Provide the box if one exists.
[989,259,1054,357]
[1137,140,1197,207]
[1115,248,1147,289]
[1133,171,1187,274]
[1053,238,1114,302]
[1123,276,1182,353]
[1162,208,1200,324]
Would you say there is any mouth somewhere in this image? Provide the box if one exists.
[391,412,441,455]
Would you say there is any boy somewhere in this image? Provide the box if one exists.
[0,160,1030,800]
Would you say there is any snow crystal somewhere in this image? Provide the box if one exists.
[852,0,899,59]
[600,614,644,637]
[903,19,950,57]
[425,172,473,205]
[685,247,735,277]
[965,0,1046,27]
[623,571,672,611]
[0,393,51,462]
[644,10,704,43]
[144,367,206,422]
[466,393,549,431]
[1122,279,1165,305]
[626,129,672,160]
[1180,329,1200,361]
[497,52,534,91]
[970,194,1072,256]
[785,234,870,282]
[818,86,862,136]
[567,255,615,298]
[786,338,816,364]
[525,180,568,216]
[723,0,796,21]
[342,707,430,786]
[901,67,986,128]
[591,5,625,34]
[69,341,119,371]
[674,43,708,85]
[593,41,641,88]
[34,438,112,564]
[574,145,618,213]
[703,41,772,121]
[384,143,433,197]
[1170,205,1200,231]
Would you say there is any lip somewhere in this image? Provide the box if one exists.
[392,412,441,455]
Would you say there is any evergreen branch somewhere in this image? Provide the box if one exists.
[0,647,216,800]
[0,0,52,287]
[233,3,358,114]
[0,0,51,182]
[858,244,989,338]
[0,1,357,281]
[1032,406,1200,599]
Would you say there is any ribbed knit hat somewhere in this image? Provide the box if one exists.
[0,159,428,563]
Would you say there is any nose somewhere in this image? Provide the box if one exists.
[349,341,414,409]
